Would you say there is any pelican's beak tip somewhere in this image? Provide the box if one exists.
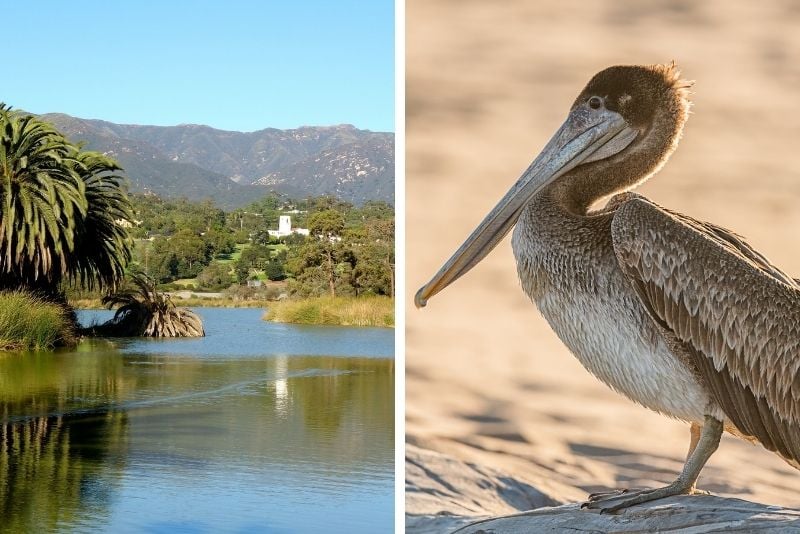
[414,288,428,309]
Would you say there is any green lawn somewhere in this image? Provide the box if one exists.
[216,243,287,264]
[169,242,287,288]
[215,243,250,264]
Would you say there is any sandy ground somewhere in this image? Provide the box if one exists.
[406,0,800,528]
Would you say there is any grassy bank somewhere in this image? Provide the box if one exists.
[263,296,394,327]
[0,291,74,350]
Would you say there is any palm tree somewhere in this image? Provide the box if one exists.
[0,106,86,293]
[67,150,133,291]
[96,272,204,337]
[0,106,132,298]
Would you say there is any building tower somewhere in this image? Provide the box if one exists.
[278,215,291,235]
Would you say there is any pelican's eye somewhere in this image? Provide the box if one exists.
[588,96,604,110]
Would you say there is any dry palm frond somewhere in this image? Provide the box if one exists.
[96,272,204,337]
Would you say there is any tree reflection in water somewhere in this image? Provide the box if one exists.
[0,411,128,532]
[0,336,393,532]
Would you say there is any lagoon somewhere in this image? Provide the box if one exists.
[0,308,394,533]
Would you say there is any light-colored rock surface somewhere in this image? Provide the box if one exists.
[406,444,564,532]
[406,0,800,531]
[407,444,800,533]
[453,499,800,534]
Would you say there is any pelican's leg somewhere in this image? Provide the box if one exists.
[582,415,722,514]
[686,421,710,495]
[585,421,704,502]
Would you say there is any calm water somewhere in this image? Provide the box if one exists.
[0,308,394,533]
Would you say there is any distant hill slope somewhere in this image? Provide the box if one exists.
[252,135,394,202]
[40,113,394,208]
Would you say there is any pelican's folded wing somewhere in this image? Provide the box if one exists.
[611,196,800,464]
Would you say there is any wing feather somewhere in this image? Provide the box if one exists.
[611,196,800,465]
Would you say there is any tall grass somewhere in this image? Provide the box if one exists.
[264,296,394,327]
[0,291,74,350]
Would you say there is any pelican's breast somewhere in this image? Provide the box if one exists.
[511,201,719,423]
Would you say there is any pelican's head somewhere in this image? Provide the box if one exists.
[415,63,692,308]
[564,63,692,202]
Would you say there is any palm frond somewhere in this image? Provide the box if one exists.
[96,272,204,337]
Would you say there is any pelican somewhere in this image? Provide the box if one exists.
[415,63,800,512]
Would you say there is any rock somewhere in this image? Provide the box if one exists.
[406,444,800,533]
[406,444,565,533]
[451,498,800,533]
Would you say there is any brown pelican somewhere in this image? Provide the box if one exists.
[415,63,800,512]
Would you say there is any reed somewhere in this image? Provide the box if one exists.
[0,291,74,350]
[264,296,394,327]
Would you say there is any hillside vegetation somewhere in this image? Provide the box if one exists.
[115,193,394,302]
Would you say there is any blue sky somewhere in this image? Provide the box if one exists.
[5,1,394,132]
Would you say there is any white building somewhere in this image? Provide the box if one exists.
[267,215,309,238]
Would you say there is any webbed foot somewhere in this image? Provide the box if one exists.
[581,483,708,514]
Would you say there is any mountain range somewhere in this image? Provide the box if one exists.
[40,113,395,209]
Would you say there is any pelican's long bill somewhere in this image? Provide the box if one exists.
[415,106,638,308]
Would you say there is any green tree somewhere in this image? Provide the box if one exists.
[170,230,212,278]
[250,228,274,246]
[352,218,394,296]
[146,237,178,282]
[232,229,250,244]
[233,259,250,284]
[203,228,236,257]
[264,258,286,281]
[282,233,306,246]
[238,244,272,271]
[128,194,227,238]
[196,262,233,290]
[354,242,394,296]
[308,210,345,297]
[309,195,352,215]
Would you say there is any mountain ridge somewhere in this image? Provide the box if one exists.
[38,112,394,209]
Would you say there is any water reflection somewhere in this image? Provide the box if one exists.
[0,410,128,533]
[273,354,289,418]
[0,311,394,533]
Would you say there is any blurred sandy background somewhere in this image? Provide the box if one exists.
[406,0,800,529]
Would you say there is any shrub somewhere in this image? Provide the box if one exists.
[264,259,286,281]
